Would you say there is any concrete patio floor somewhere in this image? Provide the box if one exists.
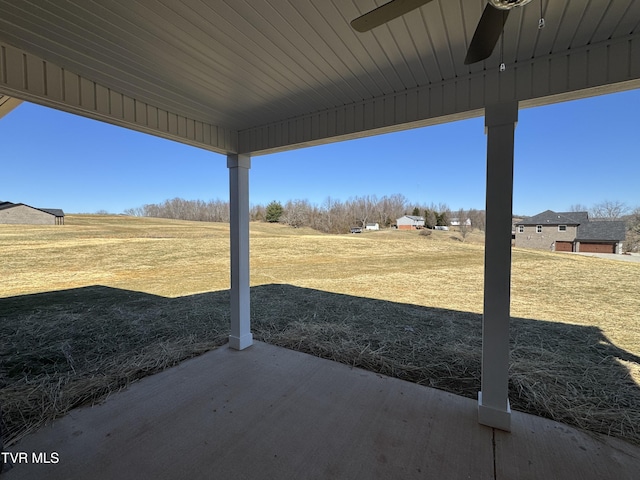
[3,341,639,479]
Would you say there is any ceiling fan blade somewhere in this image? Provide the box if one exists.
[351,0,434,33]
[464,4,510,65]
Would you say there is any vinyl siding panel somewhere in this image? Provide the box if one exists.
[0,205,55,225]
[0,42,236,154]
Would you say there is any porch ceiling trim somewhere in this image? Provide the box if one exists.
[1,0,638,157]
[0,42,237,155]
[239,34,640,155]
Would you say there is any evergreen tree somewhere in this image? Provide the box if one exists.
[424,209,436,229]
[265,201,284,223]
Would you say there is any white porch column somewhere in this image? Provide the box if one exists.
[227,153,253,350]
[478,101,518,431]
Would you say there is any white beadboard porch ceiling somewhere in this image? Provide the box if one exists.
[0,0,639,154]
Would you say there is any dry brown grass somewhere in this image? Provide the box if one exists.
[1,215,639,447]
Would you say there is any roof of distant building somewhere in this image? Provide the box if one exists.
[516,210,587,226]
[576,220,626,241]
[0,202,64,217]
[40,208,65,217]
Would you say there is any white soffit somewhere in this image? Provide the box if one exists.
[0,0,639,154]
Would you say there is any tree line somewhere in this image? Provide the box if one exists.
[569,200,632,221]
[124,198,230,223]
[124,194,486,235]
[258,197,489,234]
[122,196,640,251]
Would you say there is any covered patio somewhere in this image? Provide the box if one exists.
[5,341,640,479]
[1,0,639,476]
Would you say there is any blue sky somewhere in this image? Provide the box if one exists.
[1,88,638,216]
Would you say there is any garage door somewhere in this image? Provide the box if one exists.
[579,242,615,253]
[555,241,573,252]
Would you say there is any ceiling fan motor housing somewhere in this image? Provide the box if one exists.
[489,0,532,10]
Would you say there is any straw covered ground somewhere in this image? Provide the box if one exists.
[1,215,639,447]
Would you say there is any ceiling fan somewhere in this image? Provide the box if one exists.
[351,0,534,65]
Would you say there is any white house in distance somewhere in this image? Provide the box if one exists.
[450,217,471,227]
[0,201,65,225]
[396,215,424,230]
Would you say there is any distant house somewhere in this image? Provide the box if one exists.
[0,201,65,225]
[450,217,471,227]
[397,215,424,230]
[511,217,524,241]
[514,210,625,254]
[365,223,379,231]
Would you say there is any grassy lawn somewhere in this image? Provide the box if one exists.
[1,215,639,446]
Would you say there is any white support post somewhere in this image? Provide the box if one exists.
[227,153,253,350]
[478,102,518,431]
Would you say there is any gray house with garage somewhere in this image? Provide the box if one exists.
[515,210,625,254]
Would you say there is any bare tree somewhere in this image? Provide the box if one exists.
[385,194,408,226]
[467,209,485,232]
[281,199,311,228]
[624,206,640,252]
[207,199,230,222]
[590,200,628,220]
[313,196,352,233]
[374,196,391,227]
[569,203,589,213]
[305,202,323,231]
[318,196,333,232]
[353,195,376,229]
[123,207,141,216]
[456,208,471,241]
[125,197,230,222]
